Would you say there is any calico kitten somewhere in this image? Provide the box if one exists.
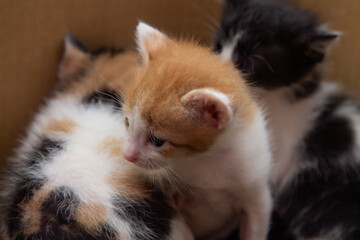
[215,0,360,239]
[122,22,273,240]
[0,35,193,240]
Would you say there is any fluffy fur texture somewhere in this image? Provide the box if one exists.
[123,22,273,240]
[0,35,193,240]
[216,0,360,239]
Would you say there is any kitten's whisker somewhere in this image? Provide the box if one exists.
[192,2,220,29]
[95,89,124,107]
[252,54,274,72]
[83,62,128,105]
[249,57,256,74]
[197,19,217,33]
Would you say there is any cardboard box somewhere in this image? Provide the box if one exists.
[1,0,359,170]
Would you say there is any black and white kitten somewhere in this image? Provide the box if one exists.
[215,0,360,239]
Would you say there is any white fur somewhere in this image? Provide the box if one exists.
[24,96,135,236]
[172,111,272,240]
[127,104,272,239]
[251,82,344,191]
[168,217,195,240]
[220,33,243,62]
[1,94,192,239]
[252,87,317,189]
[136,22,163,64]
[202,88,232,106]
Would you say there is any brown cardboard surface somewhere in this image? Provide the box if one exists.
[0,0,359,172]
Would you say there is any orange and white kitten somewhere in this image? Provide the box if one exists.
[122,22,272,240]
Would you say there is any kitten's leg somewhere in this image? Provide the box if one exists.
[239,184,272,240]
[169,216,195,240]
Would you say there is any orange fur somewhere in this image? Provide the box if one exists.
[73,202,108,232]
[20,186,52,235]
[99,138,151,198]
[107,171,151,199]
[126,33,257,155]
[58,50,140,100]
[100,138,124,158]
[45,118,77,134]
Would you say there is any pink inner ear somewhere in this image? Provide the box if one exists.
[203,103,220,128]
[182,90,231,130]
[201,101,229,129]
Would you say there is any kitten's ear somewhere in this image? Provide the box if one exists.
[135,22,169,64]
[181,89,233,129]
[306,25,341,62]
[58,34,90,82]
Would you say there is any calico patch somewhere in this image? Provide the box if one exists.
[1,34,184,240]
[113,183,175,240]
[7,138,63,237]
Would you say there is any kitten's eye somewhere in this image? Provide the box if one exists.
[149,133,165,147]
[125,117,129,127]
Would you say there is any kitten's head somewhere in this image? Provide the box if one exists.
[214,0,340,89]
[122,22,255,170]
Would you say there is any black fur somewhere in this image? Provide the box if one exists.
[216,0,359,239]
[29,138,63,166]
[41,186,80,224]
[113,183,175,240]
[10,185,117,240]
[33,187,117,240]
[56,65,89,91]
[7,175,46,237]
[65,33,89,53]
[65,34,123,57]
[267,212,295,240]
[304,94,354,161]
[214,0,338,90]
[7,138,63,237]
[57,36,124,92]
[276,165,360,239]
[92,47,124,58]
[83,88,123,109]
[272,93,360,239]
[290,72,320,101]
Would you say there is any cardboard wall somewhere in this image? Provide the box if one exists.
[0,0,359,171]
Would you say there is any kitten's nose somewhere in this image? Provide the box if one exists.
[123,143,139,163]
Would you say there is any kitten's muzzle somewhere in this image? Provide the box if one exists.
[123,143,139,163]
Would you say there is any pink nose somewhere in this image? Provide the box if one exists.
[123,152,138,162]
[123,144,139,163]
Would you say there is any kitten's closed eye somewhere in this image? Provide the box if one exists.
[125,117,129,127]
[149,133,165,147]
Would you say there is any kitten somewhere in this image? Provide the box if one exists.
[0,35,193,240]
[122,22,273,240]
[215,0,360,239]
